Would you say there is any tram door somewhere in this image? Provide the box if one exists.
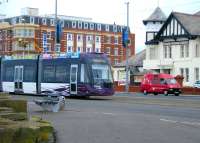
[14,66,24,93]
[70,64,78,95]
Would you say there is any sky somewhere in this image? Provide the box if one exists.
[0,0,200,52]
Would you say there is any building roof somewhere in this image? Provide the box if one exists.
[115,49,146,67]
[194,11,200,16]
[173,12,200,36]
[143,7,167,25]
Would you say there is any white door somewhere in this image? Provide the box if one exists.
[70,64,78,95]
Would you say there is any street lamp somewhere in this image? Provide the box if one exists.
[125,2,130,92]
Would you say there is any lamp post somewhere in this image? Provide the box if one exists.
[125,2,129,93]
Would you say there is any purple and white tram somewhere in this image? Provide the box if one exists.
[0,53,114,96]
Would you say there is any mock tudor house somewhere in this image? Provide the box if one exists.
[143,7,200,86]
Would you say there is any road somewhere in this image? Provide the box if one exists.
[13,93,200,143]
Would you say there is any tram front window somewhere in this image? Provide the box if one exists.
[92,64,113,86]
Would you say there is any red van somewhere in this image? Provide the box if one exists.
[140,73,181,96]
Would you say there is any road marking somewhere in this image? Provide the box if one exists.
[102,112,116,115]
[160,118,200,126]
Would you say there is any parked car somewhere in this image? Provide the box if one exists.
[193,80,200,88]
[140,73,181,96]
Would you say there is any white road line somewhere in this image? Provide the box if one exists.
[160,118,177,123]
[102,112,116,115]
[160,118,200,126]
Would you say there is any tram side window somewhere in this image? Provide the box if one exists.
[55,66,67,83]
[43,65,55,82]
[24,66,36,82]
[80,64,89,83]
[3,66,14,81]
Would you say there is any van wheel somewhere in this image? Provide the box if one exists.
[164,91,168,96]
[175,93,180,96]
[143,90,148,95]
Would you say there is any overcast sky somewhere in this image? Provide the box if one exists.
[1,0,200,52]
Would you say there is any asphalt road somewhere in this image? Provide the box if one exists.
[13,93,200,143]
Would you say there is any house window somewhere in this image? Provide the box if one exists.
[185,68,189,82]
[47,32,51,39]
[77,34,83,42]
[106,36,111,43]
[114,36,118,44]
[67,46,72,53]
[150,47,156,60]
[180,45,184,58]
[78,21,82,29]
[42,18,46,25]
[84,22,88,29]
[95,36,100,43]
[90,23,94,30]
[106,25,109,31]
[114,48,118,56]
[55,44,60,52]
[185,44,189,57]
[180,68,184,77]
[195,44,200,57]
[95,48,100,53]
[86,47,92,53]
[113,25,117,32]
[195,68,199,81]
[180,44,189,58]
[60,20,64,27]
[114,59,118,65]
[50,19,55,26]
[86,35,93,42]
[105,47,110,55]
[67,33,73,41]
[72,21,76,28]
[77,46,82,53]
[30,17,34,24]
[163,45,172,59]
[180,68,189,82]
[97,24,101,31]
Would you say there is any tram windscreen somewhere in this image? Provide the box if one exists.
[92,64,113,85]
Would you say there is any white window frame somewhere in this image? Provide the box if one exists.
[106,25,109,32]
[114,36,118,44]
[105,47,110,55]
[84,22,88,29]
[72,21,76,28]
[67,46,72,53]
[90,23,94,30]
[95,36,100,43]
[86,47,92,53]
[60,20,64,27]
[113,25,117,32]
[67,33,73,41]
[77,34,83,42]
[50,19,55,26]
[195,44,200,57]
[114,48,118,56]
[97,24,101,31]
[42,18,47,25]
[77,46,82,53]
[195,67,199,81]
[78,21,82,29]
[95,48,100,53]
[30,17,35,24]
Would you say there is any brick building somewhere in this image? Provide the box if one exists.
[0,11,135,66]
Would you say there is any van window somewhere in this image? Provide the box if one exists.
[160,78,166,85]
